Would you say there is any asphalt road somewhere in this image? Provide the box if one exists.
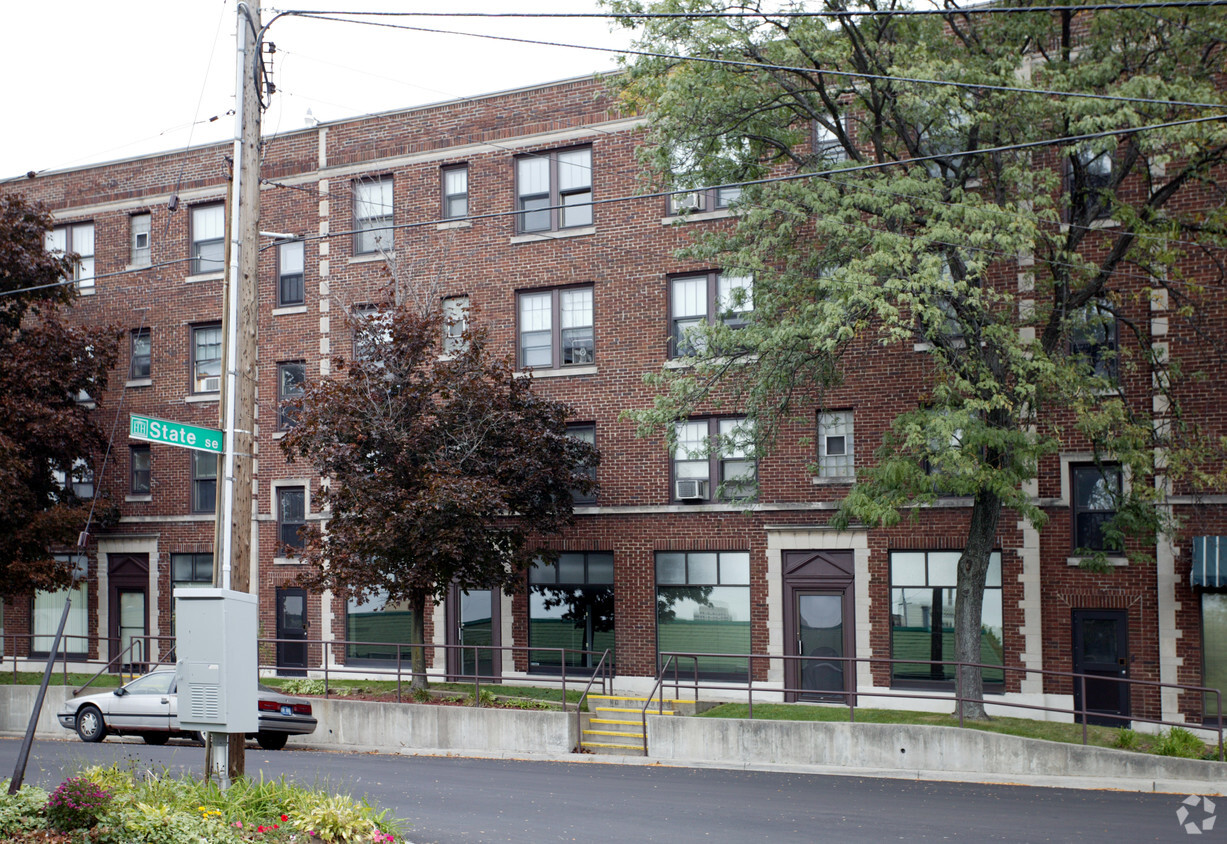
[0,737,1211,843]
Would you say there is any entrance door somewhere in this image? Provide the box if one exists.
[276,588,308,677]
[107,554,149,671]
[783,550,855,703]
[1072,609,1129,727]
[447,588,500,681]
[117,591,147,669]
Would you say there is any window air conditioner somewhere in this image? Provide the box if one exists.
[671,192,703,213]
[675,478,708,501]
[203,376,220,393]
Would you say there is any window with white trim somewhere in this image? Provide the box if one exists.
[516,147,592,233]
[30,553,89,656]
[130,213,151,266]
[517,286,594,369]
[354,176,393,254]
[46,223,95,291]
[669,271,753,358]
[192,323,221,393]
[442,165,468,219]
[443,296,469,354]
[672,417,755,503]
[277,240,305,306]
[818,410,854,478]
[190,204,224,275]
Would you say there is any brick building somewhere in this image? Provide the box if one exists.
[2,71,1224,727]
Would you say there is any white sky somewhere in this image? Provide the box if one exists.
[0,1,631,180]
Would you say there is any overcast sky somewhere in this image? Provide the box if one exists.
[0,1,632,180]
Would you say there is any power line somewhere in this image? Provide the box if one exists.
[285,11,1226,110]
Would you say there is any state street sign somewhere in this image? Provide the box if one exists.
[129,413,224,454]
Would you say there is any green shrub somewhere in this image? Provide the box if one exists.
[501,698,552,710]
[412,686,431,703]
[1152,727,1207,759]
[293,793,398,842]
[45,776,112,831]
[0,783,49,836]
[278,678,329,696]
[470,689,496,707]
[1112,728,1140,750]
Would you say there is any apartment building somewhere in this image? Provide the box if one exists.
[2,72,1224,728]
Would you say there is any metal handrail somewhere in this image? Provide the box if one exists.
[574,649,614,752]
[648,650,1224,761]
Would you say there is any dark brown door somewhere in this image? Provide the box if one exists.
[1072,609,1129,727]
[276,588,308,677]
[107,554,149,670]
[783,550,854,703]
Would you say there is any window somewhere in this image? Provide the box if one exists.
[529,552,614,672]
[191,451,217,513]
[516,146,592,233]
[171,552,213,634]
[130,328,151,380]
[54,457,94,501]
[443,296,469,354]
[278,362,306,430]
[669,272,753,358]
[517,286,594,369]
[1070,147,1113,220]
[130,445,150,495]
[346,591,416,663]
[814,117,849,165]
[30,553,89,656]
[354,176,393,254]
[668,185,743,215]
[191,203,224,275]
[130,213,151,266]
[45,223,95,291]
[818,410,854,478]
[1070,300,1118,382]
[277,486,306,552]
[656,551,751,679]
[1203,593,1227,723]
[277,240,305,306]
[351,304,391,363]
[567,424,597,504]
[672,417,755,503]
[442,165,468,219]
[890,550,1003,687]
[192,323,221,393]
[1072,464,1121,553]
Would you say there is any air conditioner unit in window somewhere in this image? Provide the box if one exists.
[675,478,708,501]
[671,192,703,213]
[203,376,220,392]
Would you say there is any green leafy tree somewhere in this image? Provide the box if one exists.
[0,193,117,597]
[609,0,1227,717]
[282,301,598,688]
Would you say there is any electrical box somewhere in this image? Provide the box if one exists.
[174,588,258,733]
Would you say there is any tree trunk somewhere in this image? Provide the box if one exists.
[954,488,1003,721]
[410,590,428,691]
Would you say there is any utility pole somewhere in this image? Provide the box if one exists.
[214,0,261,784]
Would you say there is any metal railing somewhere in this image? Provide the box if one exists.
[4,633,177,692]
[640,651,1224,760]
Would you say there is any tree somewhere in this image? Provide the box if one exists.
[282,300,598,688]
[0,193,117,598]
[609,0,1227,717]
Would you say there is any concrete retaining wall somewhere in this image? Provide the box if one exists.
[646,715,1227,793]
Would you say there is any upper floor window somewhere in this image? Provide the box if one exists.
[130,213,152,266]
[817,410,854,479]
[813,117,850,166]
[1069,147,1113,221]
[672,417,755,503]
[443,296,469,355]
[192,323,222,394]
[351,303,392,363]
[518,286,594,369]
[278,486,307,552]
[277,240,305,306]
[278,362,306,430]
[567,423,597,504]
[1070,299,1118,382]
[46,223,95,291]
[191,203,225,275]
[442,165,468,219]
[516,146,592,233]
[191,451,217,513]
[130,328,151,380]
[1072,464,1121,553]
[130,444,151,495]
[354,176,393,254]
[53,458,94,501]
[668,185,743,215]
[669,271,753,357]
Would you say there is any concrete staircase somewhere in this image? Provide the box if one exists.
[580,693,699,755]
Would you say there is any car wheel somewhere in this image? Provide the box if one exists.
[75,706,107,743]
[255,730,288,751]
[142,733,169,746]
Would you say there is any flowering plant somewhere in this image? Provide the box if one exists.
[45,776,112,831]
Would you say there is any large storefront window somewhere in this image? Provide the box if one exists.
[529,552,614,671]
[656,551,751,679]
[346,591,416,664]
[31,554,89,656]
[1204,593,1227,723]
[890,551,1004,686]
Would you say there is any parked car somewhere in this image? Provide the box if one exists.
[57,669,316,750]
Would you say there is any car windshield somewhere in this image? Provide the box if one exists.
[124,673,174,695]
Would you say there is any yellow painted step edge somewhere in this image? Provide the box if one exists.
[584,729,646,738]
[584,742,644,750]
[591,718,640,726]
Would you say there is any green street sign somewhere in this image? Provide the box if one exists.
[129,413,224,454]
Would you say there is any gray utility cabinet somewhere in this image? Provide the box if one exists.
[173,588,258,733]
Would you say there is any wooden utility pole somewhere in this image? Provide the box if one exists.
[216,0,261,782]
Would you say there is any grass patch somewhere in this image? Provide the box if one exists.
[0,671,122,689]
[260,677,582,706]
[697,703,1222,759]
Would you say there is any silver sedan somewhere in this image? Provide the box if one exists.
[57,669,317,750]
